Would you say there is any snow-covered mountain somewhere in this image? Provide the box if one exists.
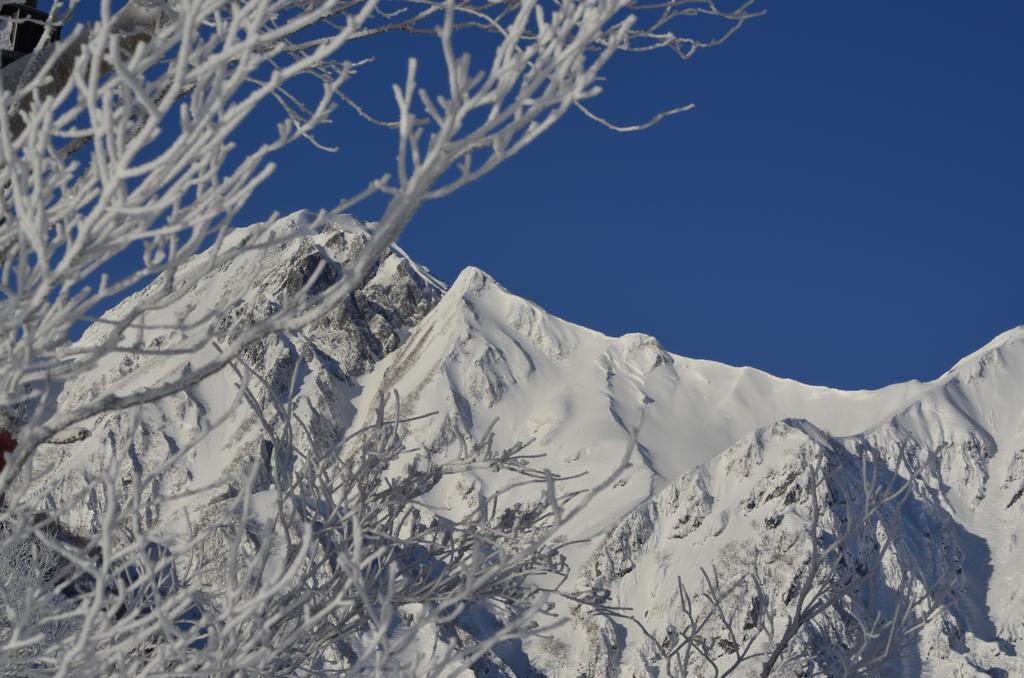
[42,213,1024,676]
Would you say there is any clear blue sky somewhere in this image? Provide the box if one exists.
[81,2,1024,390]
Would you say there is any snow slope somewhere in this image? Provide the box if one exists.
[350,264,1024,675]
[40,215,1024,675]
[353,266,932,538]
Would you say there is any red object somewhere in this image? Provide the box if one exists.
[0,430,16,474]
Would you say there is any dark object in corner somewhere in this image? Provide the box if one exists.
[0,429,15,475]
[1,1,61,69]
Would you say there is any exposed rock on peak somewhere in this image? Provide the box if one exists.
[43,214,1024,677]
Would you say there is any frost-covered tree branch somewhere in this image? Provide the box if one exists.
[0,0,758,476]
[0,0,757,671]
[0,379,629,672]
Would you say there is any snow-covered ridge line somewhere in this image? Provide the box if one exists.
[48,216,1024,676]
[358,260,1024,675]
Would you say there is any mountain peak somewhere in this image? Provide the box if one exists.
[448,265,498,296]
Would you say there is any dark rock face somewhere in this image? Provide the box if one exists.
[41,216,445,543]
[284,252,341,297]
[227,226,443,383]
[296,230,442,380]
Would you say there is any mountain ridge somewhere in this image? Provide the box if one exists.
[39,216,1024,676]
